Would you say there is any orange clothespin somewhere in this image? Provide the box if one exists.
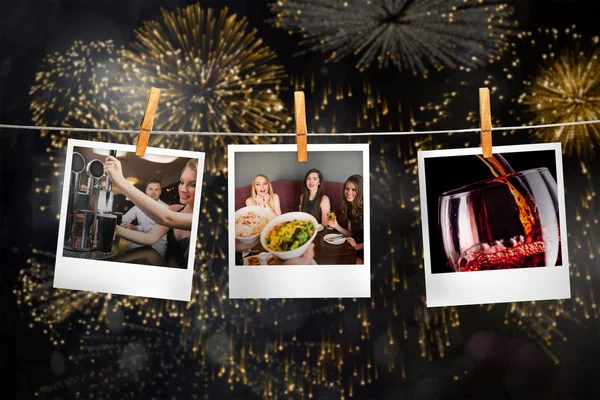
[479,87,493,158]
[135,87,161,156]
[294,91,308,162]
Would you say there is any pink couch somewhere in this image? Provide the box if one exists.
[235,180,345,221]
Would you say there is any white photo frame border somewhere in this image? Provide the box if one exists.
[418,143,570,307]
[228,143,371,299]
[53,139,205,302]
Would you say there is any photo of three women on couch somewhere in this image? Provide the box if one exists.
[235,164,365,266]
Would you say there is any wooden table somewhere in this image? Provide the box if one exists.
[241,228,357,265]
[312,228,357,264]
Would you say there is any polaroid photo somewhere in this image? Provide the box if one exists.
[418,143,570,307]
[54,139,205,301]
[228,143,370,299]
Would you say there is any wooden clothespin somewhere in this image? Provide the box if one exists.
[294,91,308,162]
[135,87,161,156]
[479,87,493,158]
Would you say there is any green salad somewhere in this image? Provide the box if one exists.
[265,220,315,251]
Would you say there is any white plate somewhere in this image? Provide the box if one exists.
[324,233,346,245]
[317,224,324,232]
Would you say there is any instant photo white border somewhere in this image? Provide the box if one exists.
[228,143,370,299]
[418,143,570,307]
[54,139,205,301]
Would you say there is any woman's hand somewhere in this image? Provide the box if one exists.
[235,238,260,253]
[103,156,127,188]
[328,216,340,230]
[346,237,357,248]
[255,194,270,208]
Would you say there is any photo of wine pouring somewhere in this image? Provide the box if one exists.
[419,143,569,307]
[427,148,561,273]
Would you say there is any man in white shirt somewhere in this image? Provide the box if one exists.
[121,179,168,256]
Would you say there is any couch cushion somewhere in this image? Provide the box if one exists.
[272,180,303,213]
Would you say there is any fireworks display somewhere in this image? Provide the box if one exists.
[29,40,133,149]
[6,0,600,399]
[118,4,290,173]
[513,28,600,158]
[271,0,515,76]
[29,5,290,174]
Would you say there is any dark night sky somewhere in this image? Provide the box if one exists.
[1,1,600,399]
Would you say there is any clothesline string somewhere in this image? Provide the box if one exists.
[0,119,599,137]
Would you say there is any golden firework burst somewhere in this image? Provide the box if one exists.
[118,4,290,173]
[516,30,600,157]
[29,40,136,148]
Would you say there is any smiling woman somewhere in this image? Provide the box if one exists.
[300,168,331,225]
[104,156,196,231]
[328,175,365,264]
[104,156,198,267]
[245,174,282,217]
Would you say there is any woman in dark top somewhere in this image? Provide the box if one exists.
[164,205,190,267]
[327,175,365,264]
[299,168,331,225]
[105,157,198,268]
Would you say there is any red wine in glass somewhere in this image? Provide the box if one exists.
[439,155,560,272]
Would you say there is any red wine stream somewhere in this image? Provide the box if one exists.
[457,155,545,271]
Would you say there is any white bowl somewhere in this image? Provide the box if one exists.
[234,206,273,244]
[260,212,318,260]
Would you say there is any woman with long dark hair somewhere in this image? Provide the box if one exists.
[328,174,364,264]
[299,168,330,225]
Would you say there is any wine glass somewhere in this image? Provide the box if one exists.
[438,168,560,272]
[326,211,336,230]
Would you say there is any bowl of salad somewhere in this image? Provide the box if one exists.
[260,212,318,260]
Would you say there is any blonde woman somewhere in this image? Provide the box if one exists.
[245,174,281,217]
[104,156,198,267]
